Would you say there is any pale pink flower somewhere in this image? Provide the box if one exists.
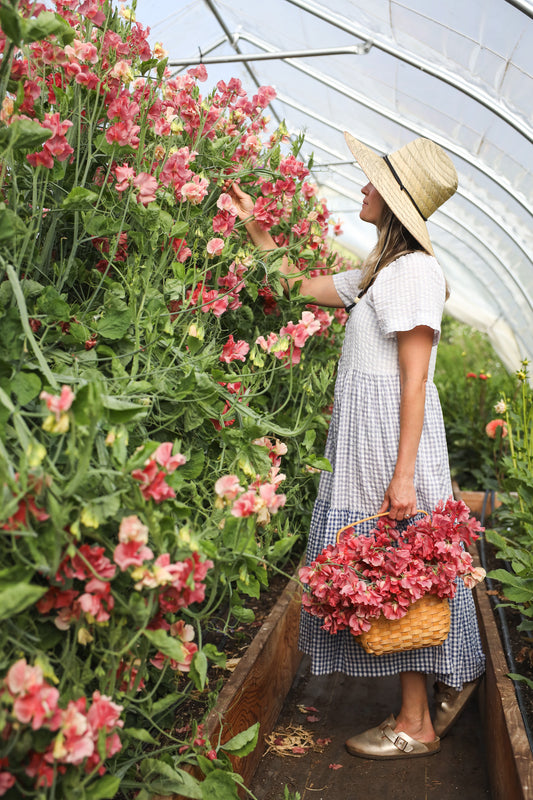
[133,172,158,205]
[214,474,243,500]
[109,59,133,82]
[462,566,486,588]
[181,175,209,204]
[216,192,238,215]
[206,237,225,257]
[53,701,94,765]
[40,385,74,420]
[118,515,149,544]
[188,64,208,81]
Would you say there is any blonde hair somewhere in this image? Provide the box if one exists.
[358,204,425,295]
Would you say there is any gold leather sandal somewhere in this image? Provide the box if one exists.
[433,678,481,738]
[345,717,440,760]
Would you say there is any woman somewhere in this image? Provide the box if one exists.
[229,134,485,759]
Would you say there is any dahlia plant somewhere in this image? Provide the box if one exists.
[0,0,353,796]
[300,499,486,637]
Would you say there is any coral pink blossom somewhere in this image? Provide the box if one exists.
[181,174,209,204]
[40,385,74,420]
[485,418,508,439]
[215,474,244,500]
[132,461,176,503]
[206,237,225,257]
[5,660,61,731]
[220,334,250,363]
[133,172,157,205]
[231,490,257,518]
[153,442,187,472]
[52,701,94,765]
[114,540,154,570]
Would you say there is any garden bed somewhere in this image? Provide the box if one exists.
[168,570,303,799]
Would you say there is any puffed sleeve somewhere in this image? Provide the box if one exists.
[333,268,363,308]
[370,253,446,345]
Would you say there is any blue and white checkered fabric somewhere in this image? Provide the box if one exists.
[298,254,486,690]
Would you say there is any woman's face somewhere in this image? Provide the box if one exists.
[360,182,385,226]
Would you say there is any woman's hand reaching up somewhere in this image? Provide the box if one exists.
[227,182,255,221]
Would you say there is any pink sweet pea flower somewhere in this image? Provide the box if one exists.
[188,64,208,81]
[181,174,209,204]
[118,515,149,544]
[133,172,158,205]
[216,192,238,215]
[114,540,154,571]
[153,442,187,472]
[215,474,244,500]
[231,490,257,517]
[40,385,74,420]
[206,237,225,257]
[219,334,250,363]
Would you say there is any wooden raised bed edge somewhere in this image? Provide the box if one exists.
[166,571,303,800]
[473,553,533,800]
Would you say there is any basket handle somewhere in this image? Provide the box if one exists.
[336,509,429,544]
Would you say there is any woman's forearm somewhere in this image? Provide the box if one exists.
[394,376,427,482]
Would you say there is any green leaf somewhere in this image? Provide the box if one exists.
[123,727,158,745]
[200,770,241,799]
[221,722,260,757]
[101,394,148,423]
[508,673,533,690]
[151,692,182,715]
[304,454,332,472]
[0,206,26,243]
[0,118,52,152]
[23,11,76,45]
[36,285,70,321]
[140,759,202,798]
[202,643,226,667]
[85,775,121,800]
[143,629,186,662]
[171,220,189,237]
[11,371,41,405]
[62,187,99,210]
[96,296,132,340]
[0,583,47,621]
[0,4,22,45]
[189,650,208,691]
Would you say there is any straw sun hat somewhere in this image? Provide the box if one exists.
[344,133,458,257]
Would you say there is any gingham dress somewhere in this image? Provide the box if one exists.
[298,252,486,690]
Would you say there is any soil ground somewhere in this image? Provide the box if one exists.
[250,656,490,800]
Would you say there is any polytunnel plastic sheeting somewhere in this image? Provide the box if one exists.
[135,0,533,372]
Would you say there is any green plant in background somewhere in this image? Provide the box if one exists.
[435,316,514,490]
[0,0,355,796]
[486,361,533,644]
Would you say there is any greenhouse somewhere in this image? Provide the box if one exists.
[0,1,532,798]
[138,0,533,372]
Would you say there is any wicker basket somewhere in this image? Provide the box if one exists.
[357,593,451,655]
[336,510,451,656]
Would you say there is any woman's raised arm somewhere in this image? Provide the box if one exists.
[228,183,345,308]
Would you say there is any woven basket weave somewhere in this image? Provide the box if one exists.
[336,510,451,656]
[357,593,451,655]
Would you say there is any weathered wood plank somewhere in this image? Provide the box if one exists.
[166,573,303,800]
[204,576,302,791]
[473,549,533,800]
